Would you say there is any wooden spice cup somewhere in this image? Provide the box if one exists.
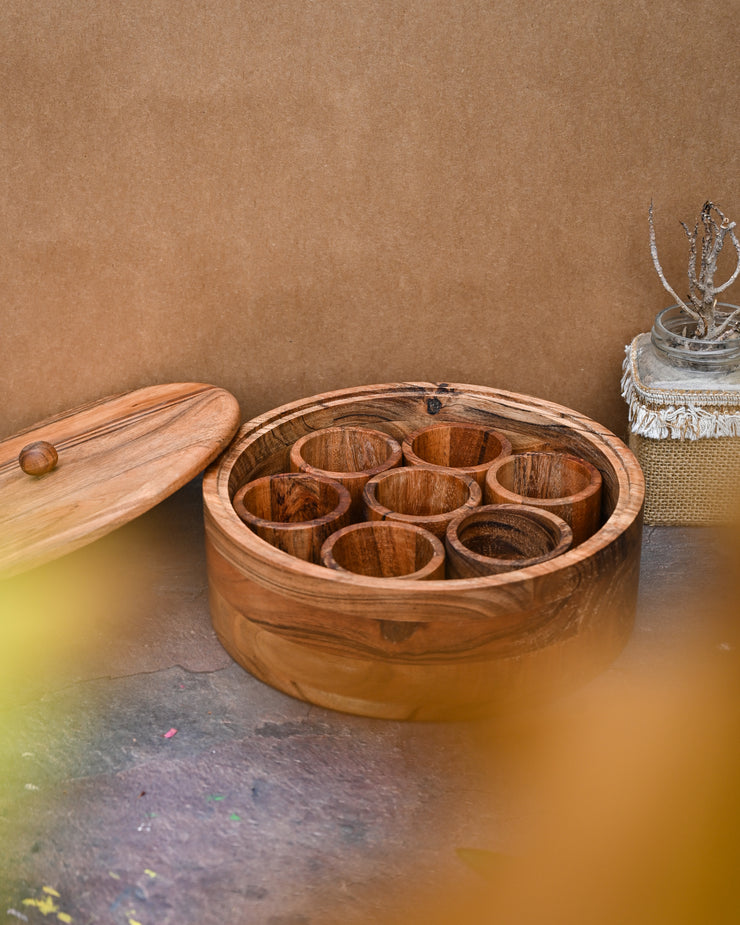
[402,422,512,487]
[290,426,403,518]
[485,451,603,545]
[232,472,351,564]
[362,465,481,539]
[445,504,573,579]
[321,521,445,581]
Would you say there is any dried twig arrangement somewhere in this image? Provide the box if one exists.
[649,200,740,340]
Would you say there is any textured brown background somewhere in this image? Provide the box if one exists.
[2,0,739,438]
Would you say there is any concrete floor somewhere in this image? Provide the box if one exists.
[1,479,738,924]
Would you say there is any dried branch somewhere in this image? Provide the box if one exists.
[649,200,740,340]
[706,202,727,268]
[701,202,716,270]
[713,224,740,294]
[681,219,700,308]
[713,303,740,338]
[648,201,700,322]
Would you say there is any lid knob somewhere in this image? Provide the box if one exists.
[19,441,59,476]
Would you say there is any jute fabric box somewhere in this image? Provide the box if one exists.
[622,333,740,525]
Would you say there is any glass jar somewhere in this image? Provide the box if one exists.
[650,303,740,371]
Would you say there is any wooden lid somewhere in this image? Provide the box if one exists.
[0,383,240,578]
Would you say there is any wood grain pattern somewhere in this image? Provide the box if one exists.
[1,383,241,578]
[18,440,59,476]
[402,421,512,486]
[232,472,351,564]
[485,451,603,546]
[362,465,481,538]
[203,382,645,719]
[290,425,402,518]
[321,520,445,580]
[445,504,572,578]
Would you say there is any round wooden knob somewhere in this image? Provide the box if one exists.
[19,441,59,476]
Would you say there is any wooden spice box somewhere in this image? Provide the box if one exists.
[203,382,645,720]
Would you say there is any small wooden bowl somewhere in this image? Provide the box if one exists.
[485,451,602,546]
[290,426,402,518]
[402,422,512,486]
[363,465,481,539]
[233,472,351,564]
[321,521,445,581]
[445,504,572,579]
[204,382,644,720]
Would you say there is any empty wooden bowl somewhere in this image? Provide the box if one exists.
[485,451,603,546]
[445,504,573,579]
[363,465,481,539]
[321,521,445,581]
[203,382,644,720]
[290,426,402,518]
[402,421,512,486]
[232,472,351,564]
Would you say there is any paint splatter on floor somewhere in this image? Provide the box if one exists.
[20,886,73,922]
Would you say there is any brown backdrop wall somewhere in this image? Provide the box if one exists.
[2,0,738,438]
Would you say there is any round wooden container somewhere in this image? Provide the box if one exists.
[445,504,572,578]
[203,382,645,720]
[232,472,351,564]
[290,425,402,519]
[362,465,481,539]
[485,451,603,546]
[321,521,445,581]
[402,421,512,486]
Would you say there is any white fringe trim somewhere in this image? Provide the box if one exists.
[622,345,740,440]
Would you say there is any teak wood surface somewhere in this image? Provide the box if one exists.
[232,472,352,564]
[485,451,603,546]
[289,425,402,518]
[0,383,240,579]
[203,382,645,720]
[362,465,481,539]
[444,504,573,579]
[321,520,446,581]
[402,421,512,486]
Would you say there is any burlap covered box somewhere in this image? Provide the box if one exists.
[622,333,740,525]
